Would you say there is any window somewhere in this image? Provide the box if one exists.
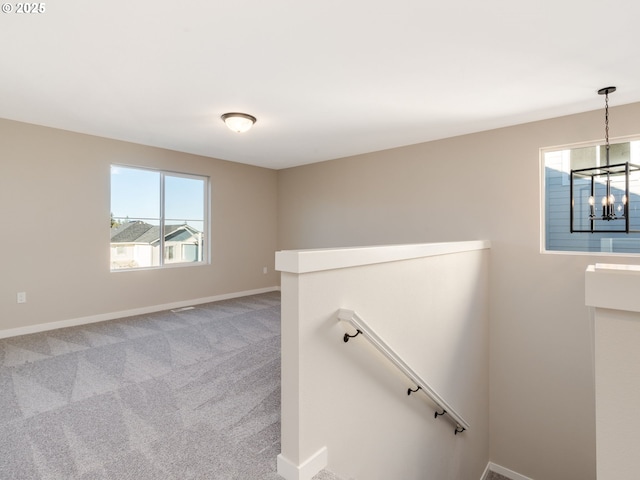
[110,165,208,270]
[542,137,640,254]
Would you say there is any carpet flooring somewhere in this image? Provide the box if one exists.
[486,472,510,480]
[0,291,330,479]
[0,292,509,480]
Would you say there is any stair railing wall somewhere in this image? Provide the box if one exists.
[275,241,491,480]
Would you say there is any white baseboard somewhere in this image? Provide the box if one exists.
[0,286,280,340]
[480,462,491,480]
[277,447,328,480]
[485,462,534,480]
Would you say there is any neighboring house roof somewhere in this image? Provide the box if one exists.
[165,226,199,243]
[111,221,200,244]
[110,221,154,243]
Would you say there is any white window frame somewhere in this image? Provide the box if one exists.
[541,134,640,256]
[110,164,210,270]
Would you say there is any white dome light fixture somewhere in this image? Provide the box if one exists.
[221,112,256,133]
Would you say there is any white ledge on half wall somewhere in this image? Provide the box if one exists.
[586,263,640,313]
[275,240,491,274]
[586,262,640,480]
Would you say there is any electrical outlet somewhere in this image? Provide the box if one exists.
[263,267,268,274]
[17,292,26,304]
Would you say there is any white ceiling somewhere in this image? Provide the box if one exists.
[2,0,639,170]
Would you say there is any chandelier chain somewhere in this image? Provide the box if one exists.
[603,91,611,168]
[604,92,610,148]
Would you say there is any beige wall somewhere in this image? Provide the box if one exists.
[277,101,640,480]
[0,118,278,331]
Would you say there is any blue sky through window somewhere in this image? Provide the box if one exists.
[165,175,204,224]
[111,165,206,231]
[111,166,160,222]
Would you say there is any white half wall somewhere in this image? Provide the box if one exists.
[276,241,491,480]
[586,263,640,480]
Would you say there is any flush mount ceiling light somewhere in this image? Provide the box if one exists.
[221,112,256,133]
[570,87,640,233]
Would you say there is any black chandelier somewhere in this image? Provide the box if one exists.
[570,87,640,233]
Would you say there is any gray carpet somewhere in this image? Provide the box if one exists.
[0,291,330,479]
[486,472,510,480]
[0,291,516,480]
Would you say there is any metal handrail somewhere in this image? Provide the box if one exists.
[337,308,470,434]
